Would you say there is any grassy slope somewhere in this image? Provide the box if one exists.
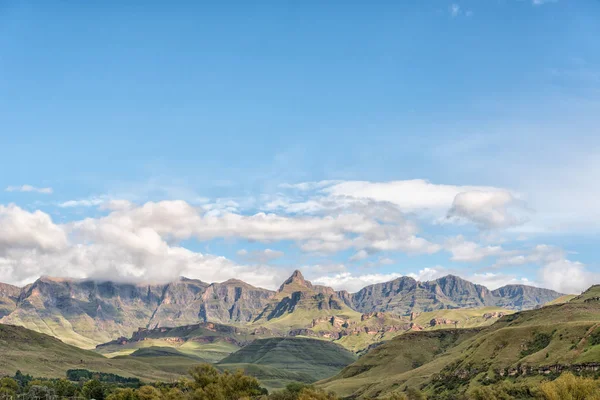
[412,306,514,329]
[95,307,516,362]
[218,337,357,390]
[319,329,483,398]
[96,323,259,362]
[544,294,577,306]
[98,338,241,363]
[3,309,101,349]
[111,347,208,375]
[0,324,187,381]
[319,286,600,399]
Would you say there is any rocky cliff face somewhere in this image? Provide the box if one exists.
[147,277,210,328]
[0,283,20,318]
[1,276,165,346]
[198,279,274,324]
[344,275,562,314]
[491,284,563,310]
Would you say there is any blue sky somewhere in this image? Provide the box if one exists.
[0,0,598,293]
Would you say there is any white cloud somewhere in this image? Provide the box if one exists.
[236,248,284,263]
[100,199,134,211]
[201,199,240,216]
[312,267,447,292]
[321,179,501,213]
[469,272,534,290]
[5,185,53,194]
[59,197,106,208]
[407,267,446,282]
[364,256,395,268]
[0,244,288,290]
[0,202,292,288]
[312,272,403,292]
[447,190,527,229]
[494,244,564,267]
[0,199,439,288]
[445,235,504,262]
[0,205,67,255]
[301,263,347,277]
[279,180,342,191]
[349,250,369,262]
[538,259,597,294]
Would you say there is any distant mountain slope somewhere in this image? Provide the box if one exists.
[0,323,184,381]
[0,271,565,350]
[219,337,357,390]
[0,283,20,318]
[491,284,564,310]
[1,276,166,348]
[319,285,600,399]
[340,274,563,314]
[146,278,274,328]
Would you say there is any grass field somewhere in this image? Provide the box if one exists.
[0,324,187,382]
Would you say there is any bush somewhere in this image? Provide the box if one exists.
[589,329,600,346]
[268,383,339,400]
[83,379,106,400]
[0,377,19,397]
[520,332,552,358]
[186,364,267,399]
[106,388,138,400]
[539,373,600,400]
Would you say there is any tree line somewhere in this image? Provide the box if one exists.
[1,366,599,399]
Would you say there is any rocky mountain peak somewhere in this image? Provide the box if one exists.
[278,270,312,292]
[0,283,20,297]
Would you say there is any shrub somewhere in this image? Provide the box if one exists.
[520,332,552,358]
[539,373,600,400]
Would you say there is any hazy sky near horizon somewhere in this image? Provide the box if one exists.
[0,1,599,293]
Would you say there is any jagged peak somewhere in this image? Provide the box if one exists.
[284,270,306,284]
[278,270,313,292]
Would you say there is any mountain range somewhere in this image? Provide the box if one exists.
[0,271,563,349]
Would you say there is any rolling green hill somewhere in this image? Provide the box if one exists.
[0,323,187,381]
[319,285,600,399]
[544,294,577,306]
[218,337,357,390]
[95,322,272,362]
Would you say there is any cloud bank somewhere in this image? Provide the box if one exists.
[0,178,595,294]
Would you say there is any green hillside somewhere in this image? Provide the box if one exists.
[95,322,266,362]
[319,285,600,399]
[218,337,357,390]
[411,306,514,329]
[544,294,577,306]
[0,324,186,382]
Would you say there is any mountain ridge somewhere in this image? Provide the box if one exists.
[0,270,565,296]
[0,271,565,349]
